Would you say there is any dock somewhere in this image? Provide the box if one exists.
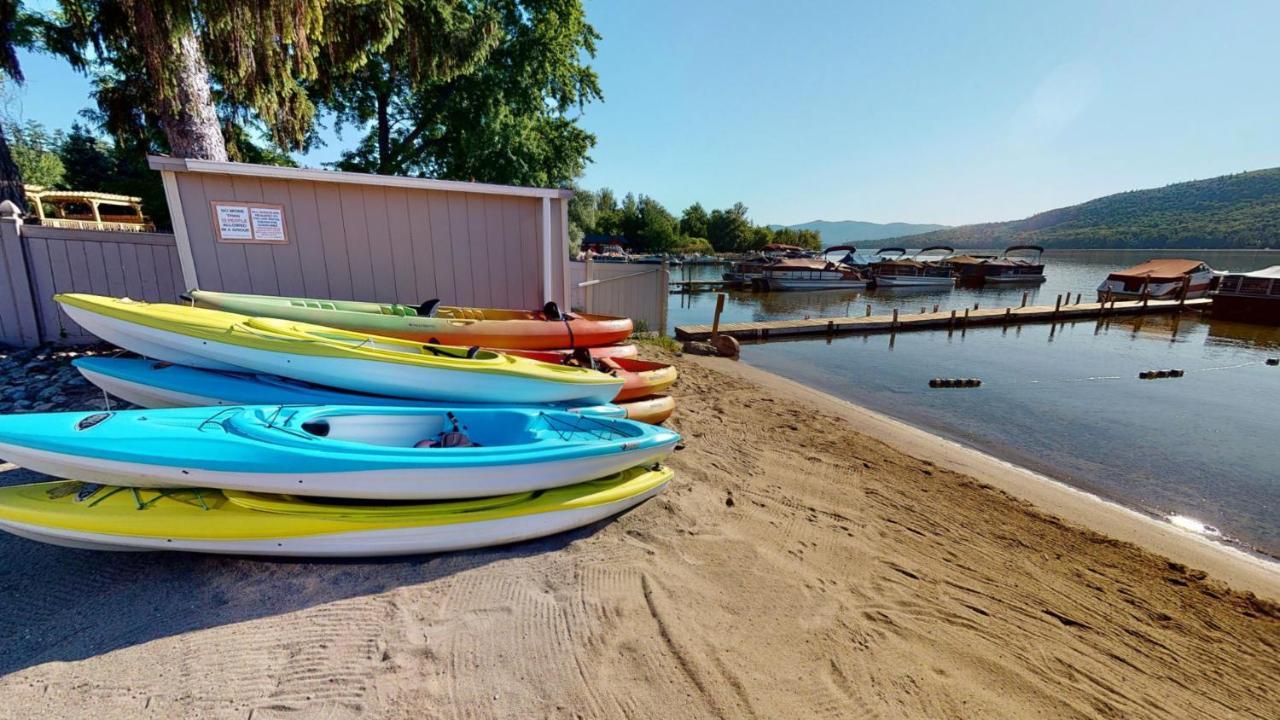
[669,280,738,293]
[674,297,1212,341]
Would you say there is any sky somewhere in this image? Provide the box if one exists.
[6,0,1280,227]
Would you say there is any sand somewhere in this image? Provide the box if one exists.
[0,349,1277,719]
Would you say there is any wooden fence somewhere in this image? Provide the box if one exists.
[0,213,184,345]
[570,258,669,334]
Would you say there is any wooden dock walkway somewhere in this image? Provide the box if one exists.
[674,297,1212,341]
[669,280,737,293]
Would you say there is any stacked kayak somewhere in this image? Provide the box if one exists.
[55,294,622,405]
[0,468,670,557]
[0,406,679,499]
[0,293,680,557]
[188,289,634,351]
[72,357,627,418]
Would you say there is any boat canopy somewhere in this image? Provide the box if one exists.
[1227,265,1280,280]
[914,246,954,258]
[822,245,856,254]
[762,243,806,253]
[1002,244,1045,258]
[1107,259,1208,282]
[944,255,990,265]
[873,247,907,258]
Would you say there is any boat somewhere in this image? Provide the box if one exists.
[501,352,678,401]
[73,356,672,424]
[0,406,680,499]
[1210,266,1280,324]
[615,395,676,425]
[757,257,869,291]
[588,244,630,263]
[982,245,1047,283]
[630,254,683,266]
[72,357,627,417]
[187,289,633,351]
[488,343,637,360]
[722,244,816,286]
[1096,259,1215,301]
[0,466,672,557]
[55,294,623,405]
[942,253,998,283]
[870,247,956,288]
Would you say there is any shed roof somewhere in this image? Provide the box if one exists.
[147,155,574,200]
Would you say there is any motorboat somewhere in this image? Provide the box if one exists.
[1210,266,1280,324]
[870,247,956,288]
[982,245,1047,283]
[1096,259,1215,301]
[757,257,869,291]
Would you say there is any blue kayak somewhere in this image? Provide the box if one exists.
[72,357,626,418]
[0,405,680,499]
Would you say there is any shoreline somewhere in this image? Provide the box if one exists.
[692,354,1280,599]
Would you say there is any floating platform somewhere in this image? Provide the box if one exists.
[669,280,738,294]
[674,297,1212,341]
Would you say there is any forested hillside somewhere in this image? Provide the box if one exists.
[893,168,1280,249]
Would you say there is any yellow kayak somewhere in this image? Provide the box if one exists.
[55,294,623,404]
[0,466,672,557]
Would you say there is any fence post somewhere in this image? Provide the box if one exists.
[711,292,726,339]
[0,201,41,346]
[659,259,670,335]
[583,252,594,311]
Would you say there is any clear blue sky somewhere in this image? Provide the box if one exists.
[7,0,1279,226]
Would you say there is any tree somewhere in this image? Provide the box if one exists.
[707,202,752,252]
[46,0,401,160]
[328,0,601,186]
[566,185,596,253]
[634,195,677,250]
[4,120,65,187]
[0,0,29,209]
[679,202,708,239]
[58,122,114,189]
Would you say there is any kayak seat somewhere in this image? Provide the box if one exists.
[417,299,441,317]
[543,301,562,321]
[413,432,481,449]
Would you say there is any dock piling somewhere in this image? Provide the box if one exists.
[711,293,726,339]
[1021,291,1028,308]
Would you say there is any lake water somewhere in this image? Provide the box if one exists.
[670,250,1280,557]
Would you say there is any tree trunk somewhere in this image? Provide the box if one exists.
[124,0,227,161]
[157,30,228,161]
[376,88,391,174]
[0,125,26,213]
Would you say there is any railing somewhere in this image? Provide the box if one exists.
[38,218,157,233]
[570,256,669,334]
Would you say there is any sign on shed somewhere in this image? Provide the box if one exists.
[211,201,288,244]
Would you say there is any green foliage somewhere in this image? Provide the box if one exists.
[328,0,601,187]
[769,226,822,250]
[896,168,1280,249]
[5,120,65,187]
[572,191,790,254]
[707,202,752,252]
[679,202,708,238]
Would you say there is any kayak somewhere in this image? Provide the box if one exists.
[55,294,623,405]
[491,343,638,360]
[504,351,678,402]
[619,395,676,425]
[0,466,671,557]
[0,406,680,499]
[72,357,626,418]
[188,289,633,350]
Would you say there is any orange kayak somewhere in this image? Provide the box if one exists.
[188,290,633,350]
[617,395,676,424]
[505,351,677,402]
[489,343,638,360]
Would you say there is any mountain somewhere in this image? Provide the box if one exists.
[769,220,949,245]
[886,168,1280,249]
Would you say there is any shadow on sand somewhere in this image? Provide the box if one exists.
[0,465,625,677]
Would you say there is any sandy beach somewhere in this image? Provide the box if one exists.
[0,347,1277,719]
